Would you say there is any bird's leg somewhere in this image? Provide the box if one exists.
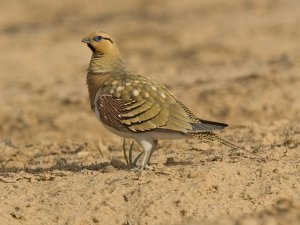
[147,140,158,165]
[141,149,152,169]
[136,138,155,170]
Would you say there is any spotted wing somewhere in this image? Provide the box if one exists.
[96,74,226,133]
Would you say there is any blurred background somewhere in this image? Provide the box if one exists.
[0,0,299,143]
[0,2,300,225]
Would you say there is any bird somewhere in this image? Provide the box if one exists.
[82,31,246,169]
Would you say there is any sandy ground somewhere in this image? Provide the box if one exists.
[0,0,300,224]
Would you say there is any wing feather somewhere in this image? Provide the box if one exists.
[96,74,227,134]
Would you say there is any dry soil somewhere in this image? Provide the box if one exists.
[0,0,300,225]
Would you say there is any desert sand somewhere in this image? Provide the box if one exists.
[0,0,300,224]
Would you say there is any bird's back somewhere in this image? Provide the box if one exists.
[88,70,227,136]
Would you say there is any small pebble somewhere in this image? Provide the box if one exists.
[93,217,100,223]
[111,158,126,168]
[187,171,198,178]
[103,165,115,173]
[11,212,22,219]
[77,151,89,158]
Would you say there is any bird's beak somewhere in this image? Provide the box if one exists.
[81,37,91,43]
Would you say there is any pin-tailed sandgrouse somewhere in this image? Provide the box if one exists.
[82,31,241,169]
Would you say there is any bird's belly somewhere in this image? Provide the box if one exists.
[101,121,187,141]
[147,131,187,140]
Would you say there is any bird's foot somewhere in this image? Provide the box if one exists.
[144,165,155,171]
[129,164,154,172]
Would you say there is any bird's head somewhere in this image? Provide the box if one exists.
[82,31,124,73]
[82,31,119,56]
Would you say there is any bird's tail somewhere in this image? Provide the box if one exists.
[191,132,254,155]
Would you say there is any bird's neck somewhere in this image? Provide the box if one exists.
[86,51,127,110]
[88,52,125,74]
[86,72,111,110]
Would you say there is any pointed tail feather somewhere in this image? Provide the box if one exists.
[191,132,254,155]
[192,132,276,162]
[216,136,254,155]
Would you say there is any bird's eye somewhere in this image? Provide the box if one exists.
[94,36,103,42]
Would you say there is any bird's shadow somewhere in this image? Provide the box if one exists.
[0,161,112,175]
[164,157,193,166]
